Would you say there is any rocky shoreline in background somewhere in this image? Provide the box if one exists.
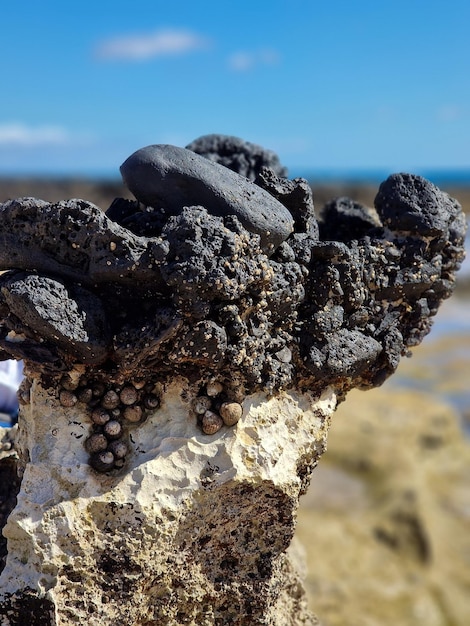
[0,177,469,216]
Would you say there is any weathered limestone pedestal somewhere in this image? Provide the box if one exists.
[0,377,334,625]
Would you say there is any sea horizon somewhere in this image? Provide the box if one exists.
[1,167,469,187]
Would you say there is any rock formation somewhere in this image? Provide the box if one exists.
[0,134,466,625]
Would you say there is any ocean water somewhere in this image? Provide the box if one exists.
[292,167,470,187]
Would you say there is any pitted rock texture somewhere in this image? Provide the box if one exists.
[0,138,466,403]
[0,377,332,625]
[186,133,288,180]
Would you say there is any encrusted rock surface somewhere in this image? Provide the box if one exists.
[0,135,466,624]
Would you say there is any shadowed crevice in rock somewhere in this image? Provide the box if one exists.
[0,589,56,626]
[0,455,21,576]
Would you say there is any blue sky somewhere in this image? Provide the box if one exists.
[0,0,469,178]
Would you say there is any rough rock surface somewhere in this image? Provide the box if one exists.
[297,387,470,626]
[0,167,465,397]
[186,134,288,181]
[0,377,333,625]
[0,135,466,624]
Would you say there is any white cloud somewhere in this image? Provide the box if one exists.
[0,123,70,146]
[228,52,254,72]
[436,105,464,122]
[95,28,210,61]
[228,48,280,72]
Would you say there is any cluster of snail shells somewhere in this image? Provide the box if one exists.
[58,373,160,473]
[193,381,243,435]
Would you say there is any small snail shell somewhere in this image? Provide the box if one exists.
[107,440,128,459]
[101,390,120,410]
[193,396,212,415]
[219,402,243,426]
[91,407,111,426]
[120,385,138,406]
[131,379,147,390]
[59,390,78,408]
[202,410,224,435]
[206,381,224,397]
[103,420,123,440]
[86,433,109,454]
[89,450,115,473]
[60,374,79,391]
[77,387,93,404]
[143,393,160,410]
[123,405,143,423]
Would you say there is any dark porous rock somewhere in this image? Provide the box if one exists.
[0,136,466,400]
[186,133,288,180]
[0,197,168,292]
[0,272,110,366]
[167,320,228,367]
[374,173,466,239]
[113,309,182,374]
[254,167,319,239]
[105,197,169,237]
[160,207,271,315]
[264,260,306,321]
[305,329,382,383]
[319,197,381,241]
[120,144,294,253]
[324,329,383,379]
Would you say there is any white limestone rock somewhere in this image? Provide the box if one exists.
[0,375,335,625]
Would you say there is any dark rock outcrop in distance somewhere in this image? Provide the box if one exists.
[0,136,466,400]
[186,134,288,181]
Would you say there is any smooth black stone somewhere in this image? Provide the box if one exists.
[120,144,294,253]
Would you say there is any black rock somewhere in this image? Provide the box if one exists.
[0,197,168,292]
[320,197,381,241]
[160,206,270,313]
[186,134,288,180]
[254,167,319,238]
[0,272,111,365]
[120,144,294,254]
[374,173,465,238]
